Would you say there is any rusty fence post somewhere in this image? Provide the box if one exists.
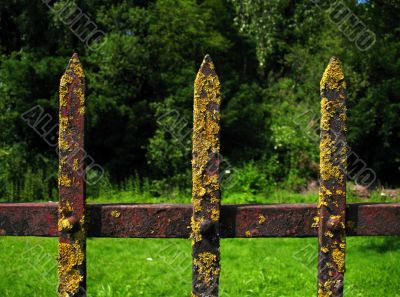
[317,57,347,297]
[191,55,222,297]
[58,53,87,297]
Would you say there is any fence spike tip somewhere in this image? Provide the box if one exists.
[198,54,216,72]
[64,53,84,79]
[196,55,218,82]
[203,53,212,62]
[320,56,345,92]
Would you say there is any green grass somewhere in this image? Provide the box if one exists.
[86,187,399,204]
[0,236,399,296]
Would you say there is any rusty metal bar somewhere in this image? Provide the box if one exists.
[57,53,86,297]
[317,57,347,297]
[191,54,222,297]
[1,203,400,237]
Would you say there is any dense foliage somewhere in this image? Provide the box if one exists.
[0,0,399,200]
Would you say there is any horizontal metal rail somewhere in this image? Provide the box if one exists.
[0,202,399,238]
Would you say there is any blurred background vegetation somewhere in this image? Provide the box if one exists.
[0,0,399,202]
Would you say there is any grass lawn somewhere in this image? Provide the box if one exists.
[0,236,399,296]
[85,187,399,205]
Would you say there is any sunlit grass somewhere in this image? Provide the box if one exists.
[0,237,399,296]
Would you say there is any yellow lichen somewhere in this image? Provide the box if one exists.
[190,216,203,244]
[319,57,346,189]
[57,201,86,295]
[71,60,84,78]
[210,208,220,221]
[59,73,73,108]
[320,97,334,131]
[329,215,341,221]
[72,159,79,171]
[318,198,329,208]
[58,241,85,296]
[59,201,73,214]
[258,214,267,224]
[320,56,345,91]
[332,248,345,273]
[336,189,344,195]
[193,198,202,213]
[74,87,85,115]
[318,280,332,297]
[58,137,71,151]
[210,196,219,204]
[321,246,329,253]
[111,210,121,218]
[245,230,251,237]
[320,185,332,196]
[312,216,320,228]
[320,134,343,182]
[198,187,206,197]
[193,252,220,285]
[59,116,68,131]
[59,175,72,187]
[324,231,334,238]
[58,218,73,232]
[59,54,85,156]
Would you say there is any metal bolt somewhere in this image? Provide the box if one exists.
[200,219,215,235]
